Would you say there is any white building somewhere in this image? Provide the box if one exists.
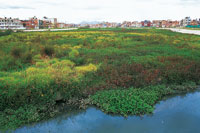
[0,17,25,30]
[131,21,142,28]
[182,17,191,27]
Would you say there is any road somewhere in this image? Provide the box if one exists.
[23,28,78,32]
[166,28,200,35]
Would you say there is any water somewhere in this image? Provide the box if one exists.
[14,91,200,133]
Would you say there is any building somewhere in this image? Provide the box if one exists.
[39,19,44,29]
[171,21,180,27]
[160,20,167,28]
[198,19,200,25]
[0,17,25,30]
[65,24,77,28]
[141,20,152,27]
[152,20,161,28]
[165,20,173,28]
[21,16,39,29]
[42,16,57,29]
[130,21,142,28]
[121,21,132,28]
[190,19,199,26]
[57,23,66,28]
[181,17,191,27]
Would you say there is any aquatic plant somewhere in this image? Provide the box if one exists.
[91,88,161,116]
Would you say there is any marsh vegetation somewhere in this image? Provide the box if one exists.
[0,28,200,130]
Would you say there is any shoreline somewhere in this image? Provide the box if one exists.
[4,84,199,132]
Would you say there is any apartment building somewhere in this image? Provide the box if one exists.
[0,17,25,30]
[181,17,191,27]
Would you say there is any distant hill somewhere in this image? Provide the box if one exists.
[80,21,103,25]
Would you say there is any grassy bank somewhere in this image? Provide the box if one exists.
[0,28,200,131]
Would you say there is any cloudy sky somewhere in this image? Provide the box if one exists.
[0,0,199,23]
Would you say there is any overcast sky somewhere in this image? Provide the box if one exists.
[0,0,199,23]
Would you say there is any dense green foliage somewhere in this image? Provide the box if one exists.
[0,28,200,130]
[0,30,13,37]
[91,87,161,116]
[90,83,198,116]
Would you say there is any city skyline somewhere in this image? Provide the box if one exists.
[0,0,200,23]
[1,16,199,30]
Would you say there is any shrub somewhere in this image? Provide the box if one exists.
[0,56,23,71]
[25,67,53,89]
[11,47,22,58]
[41,45,55,57]
[75,64,97,74]
[22,52,33,63]
[0,30,12,37]
[33,54,42,62]
[69,49,79,58]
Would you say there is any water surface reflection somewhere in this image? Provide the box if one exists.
[15,92,200,133]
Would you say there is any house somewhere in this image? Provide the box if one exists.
[57,23,66,28]
[130,21,142,28]
[171,21,180,28]
[152,20,161,28]
[21,16,39,29]
[0,17,25,30]
[141,20,152,27]
[121,21,132,28]
[64,24,76,28]
[190,19,199,26]
[161,20,168,28]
